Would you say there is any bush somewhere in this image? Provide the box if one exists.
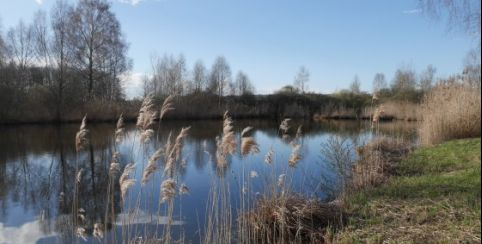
[419,82,481,145]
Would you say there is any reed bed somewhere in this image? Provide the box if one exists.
[239,194,345,243]
[352,137,411,189]
[419,82,481,145]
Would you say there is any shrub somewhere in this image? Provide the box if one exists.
[419,82,481,145]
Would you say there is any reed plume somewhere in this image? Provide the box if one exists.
[142,148,164,184]
[93,223,104,239]
[140,129,155,144]
[288,144,301,168]
[115,114,125,143]
[241,126,253,137]
[279,118,291,134]
[295,125,303,139]
[76,168,84,183]
[160,178,177,203]
[179,183,190,195]
[241,136,260,156]
[109,152,121,176]
[164,127,190,177]
[264,147,274,165]
[119,163,136,202]
[221,111,236,155]
[250,170,258,178]
[75,115,89,152]
[160,94,175,120]
[215,112,237,169]
[172,126,191,161]
[278,174,286,188]
[76,227,88,241]
[136,93,156,130]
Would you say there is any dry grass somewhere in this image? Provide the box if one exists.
[352,137,411,189]
[420,82,481,145]
[239,194,345,243]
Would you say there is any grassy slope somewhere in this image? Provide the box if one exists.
[336,138,481,243]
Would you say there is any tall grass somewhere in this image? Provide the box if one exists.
[420,82,481,145]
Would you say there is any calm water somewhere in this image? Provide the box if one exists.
[0,119,417,243]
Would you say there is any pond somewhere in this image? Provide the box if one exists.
[0,119,417,243]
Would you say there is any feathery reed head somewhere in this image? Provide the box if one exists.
[279,118,291,134]
[76,168,84,183]
[115,114,125,143]
[288,144,302,167]
[264,147,274,165]
[142,148,163,185]
[160,95,175,120]
[241,126,253,137]
[109,152,121,176]
[140,129,155,144]
[75,115,89,152]
[160,178,177,203]
[93,223,104,239]
[250,170,258,178]
[179,183,190,195]
[278,174,286,188]
[241,136,260,156]
[119,163,136,202]
[136,93,157,130]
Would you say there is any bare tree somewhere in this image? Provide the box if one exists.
[350,75,361,94]
[372,73,387,93]
[209,56,231,98]
[6,20,35,88]
[463,47,481,89]
[234,71,255,95]
[66,0,129,100]
[51,0,72,120]
[149,53,186,96]
[192,60,206,93]
[419,64,436,92]
[418,0,481,40]
[294,66,309,94]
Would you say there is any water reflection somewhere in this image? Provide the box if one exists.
[0,120,417,243]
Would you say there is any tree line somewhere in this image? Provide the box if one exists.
[0,0,130,121]
[143,54,255,98]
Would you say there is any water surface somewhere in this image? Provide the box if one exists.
[0,119,417,243]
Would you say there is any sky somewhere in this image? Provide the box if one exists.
[0,0,477,98]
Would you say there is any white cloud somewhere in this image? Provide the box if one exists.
[402,9,421,14]
[34,0,43,5]
[118,0,144,6]
[120,72,147,99]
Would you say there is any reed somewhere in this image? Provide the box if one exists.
[420,82,481,145]
[75,115,89,152]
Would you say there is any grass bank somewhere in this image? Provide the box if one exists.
[336,138,481,243]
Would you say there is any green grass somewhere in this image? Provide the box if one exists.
[335,138,481,243]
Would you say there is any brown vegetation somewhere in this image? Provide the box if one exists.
[419,82,481,145]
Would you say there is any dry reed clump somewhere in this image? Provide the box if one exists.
[119,163,136,202]
[239,194,346,243]
[352,137,411,189]
[75,115,89,151]
[420,82,481,145]
[279,118,291,134]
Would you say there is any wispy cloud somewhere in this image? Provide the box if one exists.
[402,8,421,15]
[118,0,144,6]
[34,0,43,5]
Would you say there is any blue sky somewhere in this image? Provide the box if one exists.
[0,0,477,98]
